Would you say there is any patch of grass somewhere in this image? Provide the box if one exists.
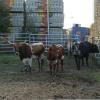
[0,54,20,64]
[0,54,100,84]
[92,71,100,82]
[0,54,50,82]
[0,54,23,73]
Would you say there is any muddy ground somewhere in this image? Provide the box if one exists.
[0,54,100,99]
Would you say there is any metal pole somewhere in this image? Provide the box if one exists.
[47,0,49,50]
[23,0,27,32]
[47,0,49,35]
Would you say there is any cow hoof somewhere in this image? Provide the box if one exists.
[20,69,27,72]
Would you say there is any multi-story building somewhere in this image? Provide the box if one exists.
[6,0,64,34]
[89,0,100,45]
[71,24,89,42]
[4,0,65,44]
[25,0,64,35]
[90,0,100,38]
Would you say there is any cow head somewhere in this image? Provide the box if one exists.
[13,43,21,55]
[8,41,20,55]
[91,44,99,53]
[47,44,57,60]
[8,41,27,55]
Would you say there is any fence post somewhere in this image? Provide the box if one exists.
[12,33,15,52]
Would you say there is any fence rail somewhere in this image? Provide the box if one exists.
[0,33,67,53]
[0,33,100,59]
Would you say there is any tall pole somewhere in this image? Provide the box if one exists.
[23,0,26,32]
[47,0,49,35]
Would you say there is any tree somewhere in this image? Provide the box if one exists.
[22,1,35,33]
[0,1,10,33]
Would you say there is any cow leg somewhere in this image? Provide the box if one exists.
[53,64,57,75]
[56,61,59,72]
[37,58,41,72]
[24,65,32,73]
[40,58,44,72]
[22,58,32,73]
[74,55,78,69]
[77,55,80,70]
[28,65,32,73]
[20,65,27,72]
[49,63,52,75]
[41,59,44,68]
[40,60,42,72]
[74,55,80,70]
[24,65,28,73]
[28,58,32,73]
[61,59,64,72]
[41,54,44,68]
[38,58,43,72]
[81,57,84,66]
[86,55,89,66]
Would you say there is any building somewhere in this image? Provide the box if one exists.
[71,24,89,42]
[90,0,100,38]
[5,0,64,34]
[89,0,100,45]
[25,0,64,35]
[4,0,65,45]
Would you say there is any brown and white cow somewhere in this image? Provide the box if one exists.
[47,44,64,75]
[8,41,45,72]
[30,42,45,72]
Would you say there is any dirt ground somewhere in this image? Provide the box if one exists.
[0,70,100,100]
[0,55,100,99]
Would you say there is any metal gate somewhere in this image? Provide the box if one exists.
[0,33,67,53]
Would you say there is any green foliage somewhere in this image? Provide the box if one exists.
[0,54,100,83]
[0,1,10,33]
[92,72,100,82]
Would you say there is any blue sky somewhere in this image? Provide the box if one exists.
[63,0,94,29]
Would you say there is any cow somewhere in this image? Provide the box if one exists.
[72,41,99,70]
[79,41,99,66]
[47,44,64,75]
[30,42,45,72]
[8,41,45,72]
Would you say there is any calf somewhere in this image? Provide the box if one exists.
[47,44,64,75]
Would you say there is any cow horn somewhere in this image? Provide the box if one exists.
[8,40,15,45]
[0,36,15,45]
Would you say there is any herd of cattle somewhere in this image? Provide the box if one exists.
[7,40,99,75]
[8,41,64,75]
[72,41,99,70]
